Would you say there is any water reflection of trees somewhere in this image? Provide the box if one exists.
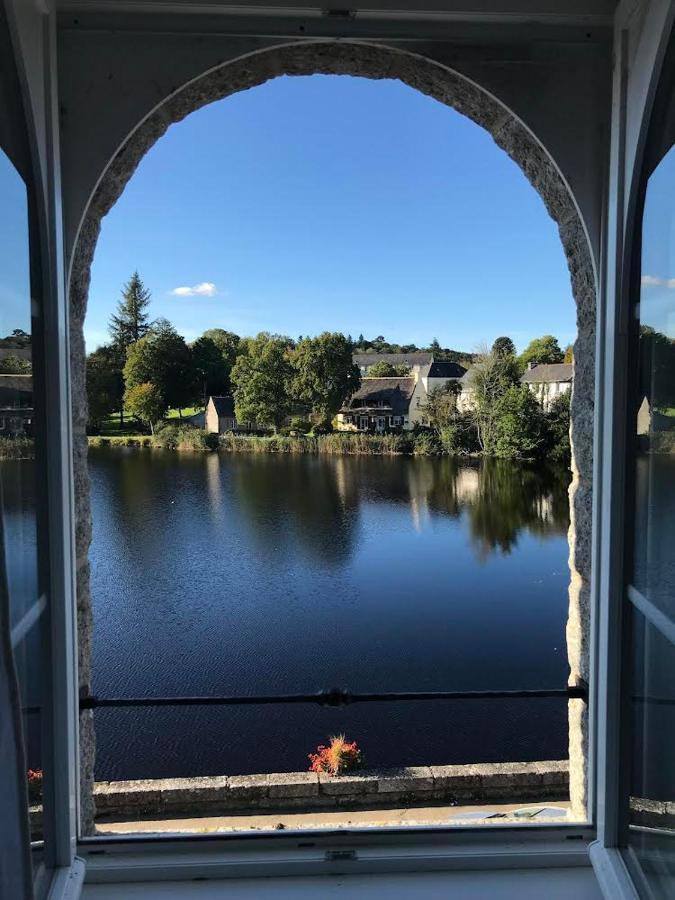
[425,458,570,557]
[230,455,359,565]
[90,450,571,569]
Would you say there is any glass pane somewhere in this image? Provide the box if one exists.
[628,609,675,897]
[0,147,44,847]
[628,52,675,897]
[634,142,675,621]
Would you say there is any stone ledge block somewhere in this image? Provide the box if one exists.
[228,773,269,802]
[319,772,379,796]
[267,771,319,800]
[377,767,433,794]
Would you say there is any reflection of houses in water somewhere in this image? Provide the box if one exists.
[205,452,224,520]
[0,374,33,435]
[455,467,480,503]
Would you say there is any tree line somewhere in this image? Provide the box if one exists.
[420,337,571,461]
[87,273,362,434]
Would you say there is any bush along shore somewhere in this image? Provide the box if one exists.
[88,424,561,459]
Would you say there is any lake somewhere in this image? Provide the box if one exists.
[88,449,572,781]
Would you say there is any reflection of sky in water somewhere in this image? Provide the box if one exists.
[0,148,31,336]
[640,143,675,338]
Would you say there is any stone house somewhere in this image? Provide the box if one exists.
[205,396,239,434]
[520,363,574,410]
[338,358,466,432]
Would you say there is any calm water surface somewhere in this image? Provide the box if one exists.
[89,449,572,780]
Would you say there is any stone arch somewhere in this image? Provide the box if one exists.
[71,39,594,831]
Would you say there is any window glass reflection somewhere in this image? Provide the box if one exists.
[629,124,675,897]
[0,147,43,847]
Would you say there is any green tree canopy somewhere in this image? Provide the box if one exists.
[291,332,361,428]
[421,382,461,436]
[230,332,294,430]
[109,271,152,351]
[492,336,516,358]
[366,361,410,377]
[200,328,241,369]
[563,344,574,363]
[492,385,545,458]
[467,348,521,453]
[86,344,124,427]
[191,336,230,401]
[124,320,197,413]
[124,382,166,434]
[519,334,564,369]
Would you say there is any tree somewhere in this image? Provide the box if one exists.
[492,336,516,358]
[201,328,241,370]
[467,347,521,453]
[86,344,124,428]
[0,355,31,374]
[563,344,574,364]
[492,385,544,458]
[109,271,152,350]
[429,338,441,355]
[420,382,461,436]
[124,382,166,434]
[191,336,230,404]
[544,391,571,463]
[291,332,361,428]
[230,332,294,431]
[367,361,410,377]
[519,334,564,369]
[124,321,197,414]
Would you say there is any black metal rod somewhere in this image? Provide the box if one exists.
[80,685,588,710]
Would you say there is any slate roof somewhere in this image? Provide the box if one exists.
[342,377,415,416]
[520,363,574,384]
[209,395,235,418]
[353,352,433,369]
[425,360,467,379]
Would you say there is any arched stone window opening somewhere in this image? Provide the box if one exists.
[69,40,595,833]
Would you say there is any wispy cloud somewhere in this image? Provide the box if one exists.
[170,282,219,297]
[641,274,675,289]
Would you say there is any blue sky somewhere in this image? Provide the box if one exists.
[640,143,675,338]
[0,149,30,338]
[3,75,579,354]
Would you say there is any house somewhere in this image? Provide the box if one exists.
[338,358,467,432]
[520,362,573,410]
[0,374,33,435]
[353,351,433,376]
[337,377,416,432]
[205,396,239,433]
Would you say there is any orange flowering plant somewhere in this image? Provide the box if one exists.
[27,768,43,804]
[308,734,362,776]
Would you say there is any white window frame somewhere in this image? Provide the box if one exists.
[9,2,675,896]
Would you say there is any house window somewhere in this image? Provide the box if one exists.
[620,29,675,895]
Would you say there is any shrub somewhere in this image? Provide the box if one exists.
[308,735,362,776]
[289,417,312,434]
[412,429,439,456]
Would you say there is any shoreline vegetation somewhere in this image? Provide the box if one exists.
[86,427,535,458]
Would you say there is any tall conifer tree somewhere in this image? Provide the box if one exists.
[109,271,152,350]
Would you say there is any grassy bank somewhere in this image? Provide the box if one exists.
[88,429,437,456]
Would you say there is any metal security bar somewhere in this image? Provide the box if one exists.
[80,684,588,710]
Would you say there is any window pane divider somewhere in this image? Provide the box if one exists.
[10,592,46,648]
[626,583,675,645]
